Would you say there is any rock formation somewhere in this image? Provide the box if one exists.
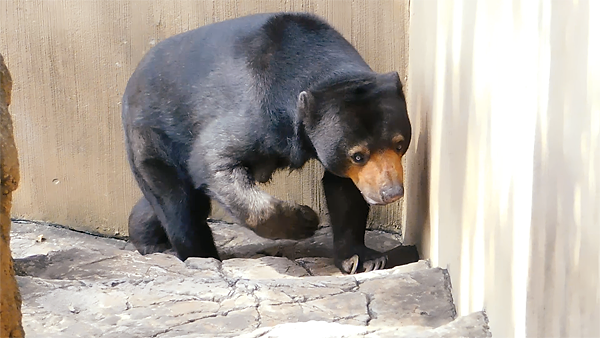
[1,52,24,338]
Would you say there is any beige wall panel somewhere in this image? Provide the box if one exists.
[407,1,600,337]
[0,0,410,235]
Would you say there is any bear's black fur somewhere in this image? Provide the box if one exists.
[122,12,413,274]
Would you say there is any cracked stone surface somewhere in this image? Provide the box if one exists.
[11,220,491,337]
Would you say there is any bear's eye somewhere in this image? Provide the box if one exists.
[395,141,404,152]
[393,135,406,153]
[351,152,368,164]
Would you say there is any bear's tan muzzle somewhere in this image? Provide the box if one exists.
[345,149,404,205]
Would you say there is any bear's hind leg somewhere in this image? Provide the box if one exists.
[128,196,172,255]
[134,157,219,261]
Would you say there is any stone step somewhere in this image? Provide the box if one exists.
[237,311,491,338]
[11,220,491,337]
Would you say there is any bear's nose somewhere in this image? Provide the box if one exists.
[380,185,404,204]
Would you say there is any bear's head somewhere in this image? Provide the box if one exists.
[298,71,411,205]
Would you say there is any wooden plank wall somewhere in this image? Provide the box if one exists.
[0,0,410,236]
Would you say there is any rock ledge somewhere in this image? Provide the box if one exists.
[11,220,491,338]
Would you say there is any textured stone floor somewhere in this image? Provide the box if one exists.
[10,220,491,338]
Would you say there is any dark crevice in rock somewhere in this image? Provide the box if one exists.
[251,330,270,338]
[79,255,121,266]
[294,259,314,276]
[152,311,233,338]
[332,313,366,323]
[249,286,262,329]
[218,236,236,249]
[441,269,458,320]
[11,218,130,241]
[364,294,375,326]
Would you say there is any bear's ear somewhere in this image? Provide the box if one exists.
[378,71,403,94]
[297,90,314,123]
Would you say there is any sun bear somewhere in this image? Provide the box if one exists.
[122,12,412,274]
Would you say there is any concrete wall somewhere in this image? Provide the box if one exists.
[0,0,410,235]
[405,1,600,337]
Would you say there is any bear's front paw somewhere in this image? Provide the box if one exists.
[335,246,388,274]
[254,202,319,240]
[289,204,320,239]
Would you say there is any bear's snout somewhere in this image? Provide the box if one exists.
[346,149,405,205]
[359,183,403,205]
[380,184,404,204]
